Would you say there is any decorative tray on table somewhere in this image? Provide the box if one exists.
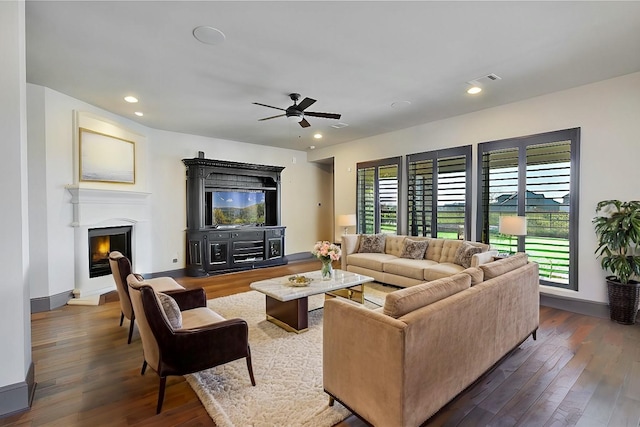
[287,275,313,287]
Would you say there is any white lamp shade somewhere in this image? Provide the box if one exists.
[499,216,527,236]
[337,214,357,227]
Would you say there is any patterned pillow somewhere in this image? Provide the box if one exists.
[454,242,482,269]
[400,239,429,260]
[157,292,182,329]
[358,234,386,253]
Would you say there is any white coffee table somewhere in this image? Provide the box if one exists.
[250,269,374,333]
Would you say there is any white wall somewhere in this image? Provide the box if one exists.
[146,128,332,271]
[26,84,329,296]
[26,85,149,298]
[0,0,32,414]
[310,71,640,304]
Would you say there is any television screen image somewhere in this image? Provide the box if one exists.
[212,191,266,226]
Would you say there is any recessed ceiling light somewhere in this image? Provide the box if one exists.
[193,26,226,45]
[309,145,316,150]
[124,96,138,103]
[467,86,482,95]
[313,133,323,139]
[134,112,144,117]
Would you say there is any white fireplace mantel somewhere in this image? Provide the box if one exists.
[65,185,151,227]
[65,184,152,297]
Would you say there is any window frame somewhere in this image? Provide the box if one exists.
[356,156,402,234]
[475,128,580,290]
[406,145,472,240]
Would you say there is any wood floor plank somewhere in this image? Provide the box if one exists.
[3,261,640,427]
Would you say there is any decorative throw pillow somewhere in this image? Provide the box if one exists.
[400,239,429,260]
[454,242,482,269]
[157,292,182,329]
[358,234,386,253]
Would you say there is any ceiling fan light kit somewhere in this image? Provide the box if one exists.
[253,93,341,128]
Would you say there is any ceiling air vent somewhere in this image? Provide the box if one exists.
[331,122,349,129]
[473,73,502,83]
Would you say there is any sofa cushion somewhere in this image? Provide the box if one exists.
[400,238,429,260]
[383,274,471,318]
[423,262,466,281]
[179,307,226,330]
[424,238,445,261]
[454,242,483,268]
[358,233,386,253]
[480,253,529,280]
[384,235,406,257]
[383,258,439,281]
[156,292,182,329]
[347,253,397,271]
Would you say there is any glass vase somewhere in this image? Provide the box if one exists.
[320,258,333,280]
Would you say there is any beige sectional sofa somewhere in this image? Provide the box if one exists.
[323,253,539,427]
[341,234,498,287]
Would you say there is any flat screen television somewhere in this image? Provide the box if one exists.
[210,190,266,226]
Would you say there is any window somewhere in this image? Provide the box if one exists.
[407,146,471,239]
[356,157,401,234]
[477,128,580,289]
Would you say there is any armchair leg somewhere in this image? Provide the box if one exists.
[246,346,256,386]
[329,396,335,406]
[156,376,167,414]
[532,329,537,341]
[119,312,124,326]
[127,320,135,344]
[141,360,147,375]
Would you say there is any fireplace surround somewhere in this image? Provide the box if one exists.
[66,185,151,297]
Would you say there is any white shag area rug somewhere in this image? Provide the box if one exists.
[186,284,395,427]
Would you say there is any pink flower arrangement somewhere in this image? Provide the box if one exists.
[312,240,341,262]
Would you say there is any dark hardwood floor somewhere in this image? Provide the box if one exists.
[2,260,639,427]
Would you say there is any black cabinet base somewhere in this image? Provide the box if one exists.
[186,226,286,277]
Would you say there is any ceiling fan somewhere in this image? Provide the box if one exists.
[253,93,341,128]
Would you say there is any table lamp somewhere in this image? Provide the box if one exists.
[499,215,527,254]
[337,214,357,235]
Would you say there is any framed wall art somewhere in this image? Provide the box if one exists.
[79,128,135,184]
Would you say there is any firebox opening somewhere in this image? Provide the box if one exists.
[88,226,132,278]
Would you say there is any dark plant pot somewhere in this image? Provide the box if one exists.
[606,276,640,325]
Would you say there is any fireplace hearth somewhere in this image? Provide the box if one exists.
[88,226,132,278]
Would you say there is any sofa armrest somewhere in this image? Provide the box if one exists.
[471,250,498,268]
[341,234,360,270]
[323,298,406,426]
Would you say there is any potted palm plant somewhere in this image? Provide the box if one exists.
[593,200,640,324]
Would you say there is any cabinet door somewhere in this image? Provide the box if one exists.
[267,237,283,259]
[205,232,231,270]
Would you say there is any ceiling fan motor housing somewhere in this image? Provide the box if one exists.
[286,106,303,119]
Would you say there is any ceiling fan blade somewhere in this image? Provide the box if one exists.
[299,118,311,128]
[296,97,316,111]
[253,102,286,111]
[258,114,286,121]
[304,111,342,120]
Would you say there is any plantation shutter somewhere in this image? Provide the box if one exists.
[407,146,471,239]
[477,128,580,290]
[525,140,572,283]
[408,158,433,236]
[356,157,401,234]
[378,164,399,234]
[436,155,468,239]
[356,166,375,234]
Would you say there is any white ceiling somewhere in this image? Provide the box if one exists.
[25,1,640,151]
